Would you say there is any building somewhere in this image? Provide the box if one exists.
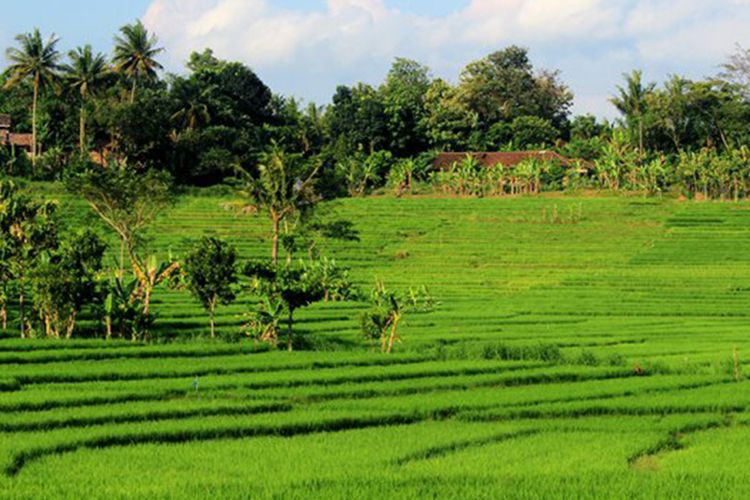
[0,114,33,154]
[432,151,581,171]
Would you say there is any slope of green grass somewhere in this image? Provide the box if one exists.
[3,186,750,498]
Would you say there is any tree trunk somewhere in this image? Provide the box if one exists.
[66,314,76,339]
[286,309,294,352]
[79,105,86,153]
[209,301,216,339]
[130,78,137,104]
[387,316,401,354]
[119,239,126,277]
[271,214,280,266]
[0,303,6,333]
[105,314,112,340]
[141,287,151,342]
[32,76,38,163]
[638,115,644,157]
[18,270,25,339]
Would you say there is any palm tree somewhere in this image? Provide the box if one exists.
[236,145,319,265]
[112,21,163,103]
[62,45,109,152]
[610,70,655,154]
[170,79,210,134]
[4,29,61,160]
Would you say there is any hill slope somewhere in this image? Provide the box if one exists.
[2,188,750,498]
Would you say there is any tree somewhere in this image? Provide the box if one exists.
[611,70,655,154]
[458,46,572,131]
[421,79,478,150]
[721,44,750,97]
[0,179,58,337]
[360,281,435,353]
[65,164,175,341]
[236,145,319,265]
[183,237,238,338]
[337,149,393,197]
[113,21,163,103]
[62,45,109,152]
[170,77,211,134]
[4,29,61,160]
[326,83,388,154]
[30,229,106,338]
[65,163,173,274]
[379,58,431,156]
[244,260,325,351]
[130,255,180,341]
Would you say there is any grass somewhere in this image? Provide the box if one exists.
[3,185,750,497]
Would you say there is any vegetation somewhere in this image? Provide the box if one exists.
[3,19,750,500]
[183,237,238,338]
[1,191,750,496]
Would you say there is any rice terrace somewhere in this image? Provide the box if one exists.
[3,2,750,499]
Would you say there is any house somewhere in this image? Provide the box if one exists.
[433,151,585,171]
[0,114,33,154]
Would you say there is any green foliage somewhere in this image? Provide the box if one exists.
[30,229,106,338]
[379,58,431,156]
[301,257,355,303]
[112,21,163,102]
[421,79,478,150]
[676,146,750,200]
[337,150,393,197]
[4,28,61,158]
[0,179,58,337]
[183,237,238,337]
[235,144,319,264]
[430,155,572,196]
[102,275,144,341]
[65,161,173,262]
[360,281,436,353]
[244,259,327,351]
[458,46,572,131]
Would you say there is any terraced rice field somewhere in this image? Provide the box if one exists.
[3,186,750,498]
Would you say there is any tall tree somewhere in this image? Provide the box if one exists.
[379,58,431,156]
[62,45,109,152]
[170,78,211,134]
[721,44,750,97]
[112,21,163,103]
[65,164,173,275]
[236,145,319,265]
[611,70,655,154]
[458,46,572,131]
[421,78,478,150]
[4,29,61,160]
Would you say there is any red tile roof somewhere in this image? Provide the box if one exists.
[1,133,33,149]
[10,134,32,147]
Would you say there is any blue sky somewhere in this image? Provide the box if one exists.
[1,1,749,117]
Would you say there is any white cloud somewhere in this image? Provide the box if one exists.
[142,0,750,116]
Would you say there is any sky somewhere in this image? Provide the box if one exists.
[1,0,750,118]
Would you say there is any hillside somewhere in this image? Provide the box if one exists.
[2,188,750,497]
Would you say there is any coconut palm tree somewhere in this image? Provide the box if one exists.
[4,29,61,160]
[62,45,109,152]
[170,78,211,134]
[610,70,655,155]
[112,21,163,103]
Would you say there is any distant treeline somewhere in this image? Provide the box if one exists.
[2,22,750,199]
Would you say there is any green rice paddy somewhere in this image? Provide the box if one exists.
[3,187,750,498]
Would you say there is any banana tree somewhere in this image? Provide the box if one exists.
[242,296,284,347]
[359,281,436,353]
[130,255,180,341]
